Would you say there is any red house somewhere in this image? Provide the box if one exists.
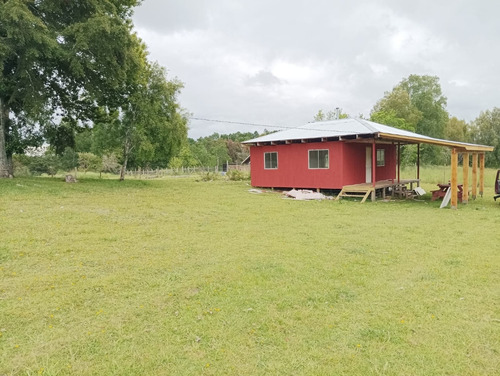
[243,119,493,201]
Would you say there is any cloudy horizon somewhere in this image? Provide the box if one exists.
[132,0,500,139]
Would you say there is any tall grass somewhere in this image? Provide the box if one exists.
[0,169,499,375]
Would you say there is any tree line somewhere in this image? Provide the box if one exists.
[316,75,500,167]
[1,1,499,179]
[369,74,499,167]
[1,0,187,180]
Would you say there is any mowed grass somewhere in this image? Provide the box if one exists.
[1,169,499,375]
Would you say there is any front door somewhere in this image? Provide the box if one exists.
[365,147,372,183]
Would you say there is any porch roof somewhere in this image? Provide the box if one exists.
[243,118,493,152]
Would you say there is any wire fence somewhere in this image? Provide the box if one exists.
[125,164,250,179]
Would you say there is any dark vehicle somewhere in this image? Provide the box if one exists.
[495,170,500,201]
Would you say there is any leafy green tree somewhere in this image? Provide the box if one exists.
[78,152,102,174]
[399,75,448,138]
[313,108,348,121]
[91,61,187,180]
[0,0,143,177]
[60,147,79,172]
[188,134,231,168]
[370,109,415,132]
[370,87,422,131]
[29,153,61,177]
[444,117,470,142]
[371,75,449,164]
[470,108,500,167]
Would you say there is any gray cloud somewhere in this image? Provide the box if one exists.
[246,70,284,87]
[133,0,500,138]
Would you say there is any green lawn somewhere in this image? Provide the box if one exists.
[1,170,499,375]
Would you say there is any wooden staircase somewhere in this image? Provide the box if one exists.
[335,186,374,203]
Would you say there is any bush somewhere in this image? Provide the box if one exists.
[196,172,220,182]
[29,154,61,176]
[78,152,102,173]
[101,154,120,174]
[226,169,250,181]
[12,155,31,177]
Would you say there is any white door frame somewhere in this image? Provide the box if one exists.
[365,147,372,183]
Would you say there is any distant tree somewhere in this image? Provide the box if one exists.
[371,87,421,131]
[169,145,199,168]
[313,108,348,121]
[29,153,61,177]
[74,129,94,153]
[78,152,102,174]
[101,154,120,174]
[226,139,249,164]
[188,134,230,167]
[399,75,448,139]
[444,117,470,142]
[176,131,258,168]
[371,74,449,164]
[91,62,188,180]
[370,109,415,132]
[60,147,79,172]
[470,108,500,167]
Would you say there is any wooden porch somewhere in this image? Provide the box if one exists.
[335,179,420,203]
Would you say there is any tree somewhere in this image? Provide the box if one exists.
[370,109,415,132]
[371,75,449,164]
[370,87,422,131]
[0,0,143,177]
[470,108,500,167]
[168,145,199,168]
[444,117,470,143]
[313,108,348,121]
[91,62,188,180]
[398,75,448,139]
[78,152,102,174]
[60,147,79,172]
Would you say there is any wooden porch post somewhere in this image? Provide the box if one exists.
[462,153,469,204]
[472,153,478,199]
[479,153,485,197]
[397,142,401,183]
[417,143,420,183]
[451,148,458,209]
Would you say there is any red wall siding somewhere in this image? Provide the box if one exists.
[375,144,397,181]
[342,144,366,185]
[250,141,396,189]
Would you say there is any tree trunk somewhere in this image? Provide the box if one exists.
[7,154,13,176]
[120,139,131,181]
[119,130,133,181]
[0,98,10,178]
[119,153,128,181]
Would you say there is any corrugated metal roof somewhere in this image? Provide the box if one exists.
[243,118,493,152]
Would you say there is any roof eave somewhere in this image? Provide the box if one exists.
[378,133,494,152]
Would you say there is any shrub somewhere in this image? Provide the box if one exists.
[196,172,220,182]
[29,154,61,176]
[226,169,250,181]
[101,154,120,174]
[12,155,31,177]
[78,152,102,173]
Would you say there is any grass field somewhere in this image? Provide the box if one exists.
[1,168,499,375]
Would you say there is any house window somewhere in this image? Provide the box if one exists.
[309,149,329,169]
[264,152,278,169]
[377,149,385,167]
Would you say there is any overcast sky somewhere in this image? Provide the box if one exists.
[132,0,500,139]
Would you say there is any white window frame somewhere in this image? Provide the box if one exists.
[264,152,278,169]
[376,149,385,167]
[308,149,329,169]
